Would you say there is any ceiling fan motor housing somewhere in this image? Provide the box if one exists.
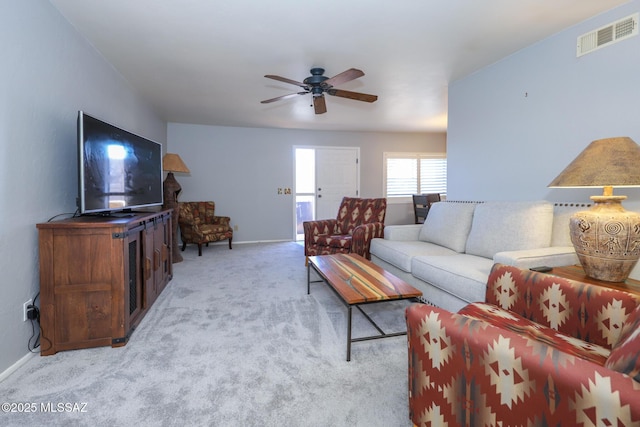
[304,68,329,89]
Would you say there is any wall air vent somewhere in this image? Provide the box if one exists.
[577,13,638,57]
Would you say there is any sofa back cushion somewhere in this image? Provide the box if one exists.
[418,201,477,253]
[605,304,640,381]
[465,201,553,259]
[551,203,590,247]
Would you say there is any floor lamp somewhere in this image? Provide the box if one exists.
[549,137,640,282]
[162,153,190,263]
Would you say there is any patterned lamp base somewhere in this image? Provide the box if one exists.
[570,195,640,282]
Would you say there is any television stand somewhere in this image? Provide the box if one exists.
[36,210,173,355]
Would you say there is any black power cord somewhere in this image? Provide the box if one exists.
[27,304,40,352]
[27,293,51,353]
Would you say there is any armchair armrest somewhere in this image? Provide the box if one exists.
[303,219,338,256]
[212,216,231,226]
[178,220,205,241]
[351,222,385,260]
[382,224,422,241]
[303,219,338,237]
[406,304,640,426]
[486,264,640,349]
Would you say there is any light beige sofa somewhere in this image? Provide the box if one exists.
[370,200,585,312]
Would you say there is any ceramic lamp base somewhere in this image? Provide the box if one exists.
[570,195,640,282]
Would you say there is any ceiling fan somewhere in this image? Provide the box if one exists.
[261,67,378,114]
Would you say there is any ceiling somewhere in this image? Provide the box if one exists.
[49,0,629,133]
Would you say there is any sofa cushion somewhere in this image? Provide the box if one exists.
[418,202,477,253]
[465,201,553,259]
[493,246,578,269]
[605,305,640,381]
[369,239,457,272]
[411,254,494,304]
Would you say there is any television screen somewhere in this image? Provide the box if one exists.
[77,111,163,214]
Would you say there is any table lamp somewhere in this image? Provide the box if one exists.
[162,153,190,263]
[548,137,640,282]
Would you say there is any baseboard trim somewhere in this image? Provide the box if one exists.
[232,239,293,245]
[0,352,37,383]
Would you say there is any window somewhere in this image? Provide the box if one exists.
[383,152,447,201]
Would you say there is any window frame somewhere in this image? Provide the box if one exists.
[383,152,447,204]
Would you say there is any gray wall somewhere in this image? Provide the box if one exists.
[167,123,446,241]
[447,1,640,208]
[447,0,640,279]
[0,1,166,375]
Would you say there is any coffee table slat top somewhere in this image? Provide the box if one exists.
[308,254,422,304]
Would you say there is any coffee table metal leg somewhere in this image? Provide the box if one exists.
[347,305,352,362]
[306,262,324,295]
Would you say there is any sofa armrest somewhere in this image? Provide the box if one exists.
[351,222,385,259]
[382,224,422,241]
[406,303,640,426]
[493,246,578,269]
[486,264,640,349]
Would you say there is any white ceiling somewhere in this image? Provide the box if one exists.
[49,0,629,133]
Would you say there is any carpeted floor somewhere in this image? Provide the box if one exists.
[1,242,414,426]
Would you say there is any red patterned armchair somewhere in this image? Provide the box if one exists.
[303,197,386,262]
[406,263,640,426]
[178,201,233,256]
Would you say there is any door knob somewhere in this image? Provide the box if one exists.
[318,195,322,198]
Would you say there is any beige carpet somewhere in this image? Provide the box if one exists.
[1,242,413,426]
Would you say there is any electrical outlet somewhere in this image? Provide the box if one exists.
[23,299,33,322]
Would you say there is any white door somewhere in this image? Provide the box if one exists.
[294,147,359,240]
[315,148,359,220]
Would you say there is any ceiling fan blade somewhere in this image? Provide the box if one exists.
[327,89,378,103]
[323,68,365,88]
[264,75,308,89]
[260,92,307,104]
[313,96,327,114]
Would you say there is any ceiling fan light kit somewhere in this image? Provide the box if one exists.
[261,67,378,114]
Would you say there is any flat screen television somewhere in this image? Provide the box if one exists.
[77,111,163,215]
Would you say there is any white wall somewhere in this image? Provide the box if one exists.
[167,123,446,241]
[447,1,640,209]
[0,1,166,375]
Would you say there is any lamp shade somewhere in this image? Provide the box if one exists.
[548,137,640,188]
[162,153,190,173]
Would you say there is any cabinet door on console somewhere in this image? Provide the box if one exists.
[125,229,144,330]
[44,227,122,352]
[142,215,171,308]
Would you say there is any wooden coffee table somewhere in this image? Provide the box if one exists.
[307,253,423,361]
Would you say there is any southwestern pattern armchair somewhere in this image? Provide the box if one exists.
[406,263,640,426]
[303,197,386,262]
[178,201,233,256]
